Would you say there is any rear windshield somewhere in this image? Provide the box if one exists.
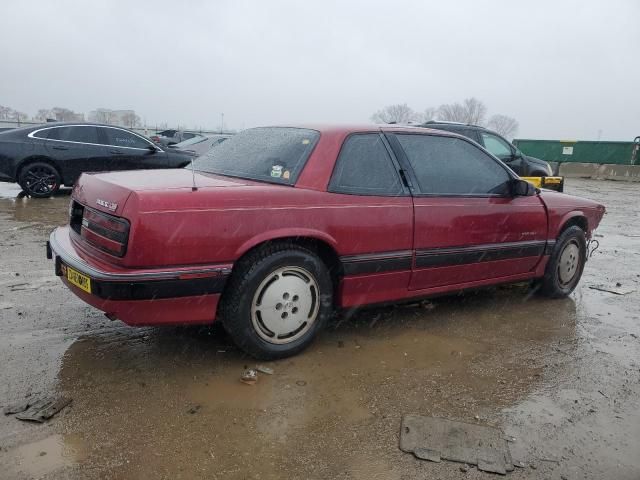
[192,127,319,185]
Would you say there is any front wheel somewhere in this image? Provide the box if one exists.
[18,162,61,198]
[219,243,333,359]
[538,226,587,298]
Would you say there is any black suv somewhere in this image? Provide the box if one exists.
[421,121,553,177]
[0,123,194,197]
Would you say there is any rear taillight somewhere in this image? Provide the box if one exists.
[69,201,84,235]
[72,203,130,257]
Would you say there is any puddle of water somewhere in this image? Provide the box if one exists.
[52,288,577,479]
[4,433,85,478]
[0,183,71,226]
[0,183,24,199]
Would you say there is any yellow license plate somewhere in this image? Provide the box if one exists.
[65,265,92,294]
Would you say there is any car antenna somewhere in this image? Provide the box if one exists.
[190,156,198,191]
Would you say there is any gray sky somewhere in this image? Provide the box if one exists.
[1,0,638,140]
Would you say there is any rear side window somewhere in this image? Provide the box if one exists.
[329,134,403,196]
[395,134,511,195]
[101,128,150,149]
[32,129,50,139]
[45,126,99,144]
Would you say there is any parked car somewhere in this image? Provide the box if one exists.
[420,121,554,177]
[47,125,605,359]
[0,123,194,197]
[151,130,205,146]
[169,134,231,155]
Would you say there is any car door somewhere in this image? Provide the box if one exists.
[100,127,168,171]
[43,125,103,183]
[479,131,524,175]
[327,133,414,306]
[387,132,548,291]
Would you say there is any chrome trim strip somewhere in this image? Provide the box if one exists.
[49,229,231,282]
[340,249,413,275]
[414,240,548,268]
[341,249,413,263]
[28,124,163,152]
[415,240,548,257]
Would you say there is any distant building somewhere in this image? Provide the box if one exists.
[88,108,139,127]
[61,112,85,122]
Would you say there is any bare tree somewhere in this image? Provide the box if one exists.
[422,107,438,123]
[371,103,420,124]
[34,109,55,122]
[11,110,29,123]
[92,109,120,124]
[0,105,29,123]
[121,112,141,128]
[437,97,487,125]
[51,107,83,122]
[488,114,519,139]
[0,105,14,120]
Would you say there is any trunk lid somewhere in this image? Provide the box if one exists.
[72,169,257,216]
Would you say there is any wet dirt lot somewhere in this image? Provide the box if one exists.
[0,179,638,480]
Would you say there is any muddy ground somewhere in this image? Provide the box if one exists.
[0,179,638,480]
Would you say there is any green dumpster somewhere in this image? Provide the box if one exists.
[513,138,639,165]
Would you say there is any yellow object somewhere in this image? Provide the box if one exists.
[521,176,564,192]
[65,265,92,293]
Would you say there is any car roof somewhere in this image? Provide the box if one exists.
[15,122,143,132]
[420,121,488,131]
[264,124,463,137]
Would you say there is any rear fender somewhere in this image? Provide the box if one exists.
[234,228,339,258]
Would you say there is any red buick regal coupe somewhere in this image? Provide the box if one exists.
[47,125,605,358]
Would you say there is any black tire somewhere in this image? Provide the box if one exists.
[538,226,587,298]
[18,161,61,198]
[219,243,333,359]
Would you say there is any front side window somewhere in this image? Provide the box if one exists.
[102,128,150,149]
[329,134,403,196]
[395,134,511,195]
[193,127,319,185]
[481,132,513,160]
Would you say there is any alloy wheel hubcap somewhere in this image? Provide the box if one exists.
[558,242,580,285]
[24,167,57,195]
[251,266,320,344]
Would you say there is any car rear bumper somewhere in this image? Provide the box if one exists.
[47,226,231,326]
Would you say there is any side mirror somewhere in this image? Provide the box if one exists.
[147,144,158,154]
[511,179,536,196]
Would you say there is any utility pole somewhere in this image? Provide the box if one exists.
[220,113,224,134]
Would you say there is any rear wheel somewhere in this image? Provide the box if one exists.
[18,162,61,198]
[538,226,587,298]
[219,243,333,359]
